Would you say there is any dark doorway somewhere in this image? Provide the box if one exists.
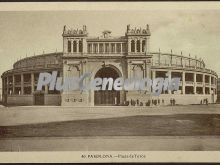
[34,93,45,105]
[94,67,120,106]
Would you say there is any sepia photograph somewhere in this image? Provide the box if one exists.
[0,1,220,163]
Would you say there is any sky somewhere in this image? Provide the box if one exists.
[0,10,220,88]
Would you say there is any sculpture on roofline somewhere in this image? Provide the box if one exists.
[63,25,67,34]
[127,24,130,33]
[83,25,87,32]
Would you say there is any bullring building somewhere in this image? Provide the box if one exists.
[1,25,218,106]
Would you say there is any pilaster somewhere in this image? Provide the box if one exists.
[6,76,9,95]
[21,74,24,95]
[168,71,171,94]
[146,36,150,53]
[71,40,73,53]
[140,39,142,53]
[209,75,211,94]
[203,74,205,95]
[182,71,185,94]
[194,73,196,94]
[82,38,87,53]
[31,73,35,94]
[134,39,137,53]
[128,39,131,53]
[76,40,79,53]
[12,75,15,94]
[45,85,48,94]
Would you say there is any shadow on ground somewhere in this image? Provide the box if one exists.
[0,114,220,137]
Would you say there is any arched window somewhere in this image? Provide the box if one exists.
[73,41,77,52]
[79,40,83,53]
[68,40,71,53]
[142,40,146,52]
[136,40,140,52]
[131,40,135,52]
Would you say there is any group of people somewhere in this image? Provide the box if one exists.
[127,99,166,106]
[200,98,209,105]
[170,98,176,106]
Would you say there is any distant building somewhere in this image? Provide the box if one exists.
[218,78,220,103]
[1,25,218,106]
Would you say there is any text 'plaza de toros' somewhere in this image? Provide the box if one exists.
[1,25,218,106]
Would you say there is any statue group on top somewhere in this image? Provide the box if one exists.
[63,25,88,35]
[126,24,151,35]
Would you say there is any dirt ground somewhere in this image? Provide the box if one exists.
[0,104,220,151]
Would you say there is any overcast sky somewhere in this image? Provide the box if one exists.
[0,10,220,87]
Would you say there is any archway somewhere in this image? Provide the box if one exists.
[94,67,120,106]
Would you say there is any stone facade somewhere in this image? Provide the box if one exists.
[1,53,62,106]
[1,25,218,106]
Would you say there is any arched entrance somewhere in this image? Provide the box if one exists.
[94,67,120,106]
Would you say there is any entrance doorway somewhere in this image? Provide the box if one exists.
[94,67,120,106]
[34,93,45,105]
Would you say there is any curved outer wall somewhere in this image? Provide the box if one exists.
[1,52,63,106]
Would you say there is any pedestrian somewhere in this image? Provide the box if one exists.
[173,99,176,105]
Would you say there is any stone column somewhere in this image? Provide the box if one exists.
[140,39,142,53]
[209,75,211,94]
[194,73,196,94]
[203,74,205,95]
[81,61,87,84]
[168,71,172,94]
[152,70,156,80]
[103,43,106,53]
[181,58,183,67]
[83,38,87,53]
[128,39,131,53]
[6,76,9,95]
[63,38,68,54]
[45,85,48,94]
[121,43,123,53]
[71,40,73,53]
[76,40,79,53]
[158,53,161,65]
[182,71,185,94]
[145,62,150,78]
[144,62,147,78]
[31,73,35,94]
[114,43,117,53]
[170,55,173,66]
[127,62,131,78]
[2,78,4,95]
[91,43,93,53]
[134,39,137,53]
[12,75,15,94]
[146,36,150,53]
[21,74,24,95]
[97,43,100,54]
